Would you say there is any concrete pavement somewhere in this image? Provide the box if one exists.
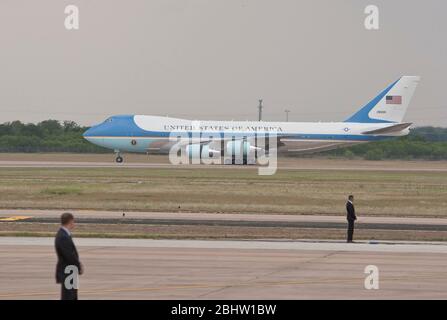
[1,159,447,172]
[1,237,446,299]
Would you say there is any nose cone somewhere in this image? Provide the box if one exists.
[83,127,95,141]
[83,124,103,143]
[83,124,107,149]
[83,128,91,138]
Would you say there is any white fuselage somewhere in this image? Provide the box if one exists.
[83,115,407,155]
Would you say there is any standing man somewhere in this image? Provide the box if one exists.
[346,195,357,243]
[55,212,83,300]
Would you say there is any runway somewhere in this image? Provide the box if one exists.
[2,209,447,232]
[1,159,447,172]
[1,237,446,299]
[0,160,178,169]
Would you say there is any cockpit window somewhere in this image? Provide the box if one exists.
[105,117,113,123]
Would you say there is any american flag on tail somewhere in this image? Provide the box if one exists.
[386,95,402,105]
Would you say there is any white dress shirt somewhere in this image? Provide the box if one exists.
[61,226,71,237]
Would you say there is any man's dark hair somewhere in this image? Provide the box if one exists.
[61,212,74,226]
[348,195,354,201]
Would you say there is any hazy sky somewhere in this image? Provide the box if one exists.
[0,0,446,126]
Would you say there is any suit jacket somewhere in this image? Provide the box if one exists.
[55,228,81,284]
[346,201,357,221]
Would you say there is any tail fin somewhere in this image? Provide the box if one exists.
[345,76,420,123]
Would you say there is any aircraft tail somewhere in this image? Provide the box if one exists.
[345,76,420,123]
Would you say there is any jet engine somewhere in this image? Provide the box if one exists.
[185,144,220,159]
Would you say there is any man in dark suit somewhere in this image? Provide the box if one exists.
[55,212,83,300]
[346,195,357,243]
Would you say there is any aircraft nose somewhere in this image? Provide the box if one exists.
[83,128,92,139]
[83,125,99,141]
[83,128,90,138]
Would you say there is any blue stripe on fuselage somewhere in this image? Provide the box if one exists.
[87,132,391,142]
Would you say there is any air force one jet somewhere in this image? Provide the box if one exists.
[83,76,420,164]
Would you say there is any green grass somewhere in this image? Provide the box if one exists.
[41,186,84,196]
[0,167,446,217]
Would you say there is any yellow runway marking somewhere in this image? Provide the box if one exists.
[0,216,31,222]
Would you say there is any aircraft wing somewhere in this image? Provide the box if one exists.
[362,123,412,135]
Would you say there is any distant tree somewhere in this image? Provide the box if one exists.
[365,149,384,161]
[38,120,63,136]
[343,150,355,159]
[410,127,447,142]
[10,121,25,135]
[63,120,80,132]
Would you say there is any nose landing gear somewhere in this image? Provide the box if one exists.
[115,150,124,163]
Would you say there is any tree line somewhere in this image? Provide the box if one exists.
[0,120,107,153]
[0,120,447,160]
[326,127,447,160]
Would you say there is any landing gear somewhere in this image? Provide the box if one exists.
[115,150,124,163]
[224,156,257,165]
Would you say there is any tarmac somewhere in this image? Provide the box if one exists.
[1,159,447,172]
[1,209,447,232]
[1,237,446,299]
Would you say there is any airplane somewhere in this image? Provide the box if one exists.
[83,76,420,164]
